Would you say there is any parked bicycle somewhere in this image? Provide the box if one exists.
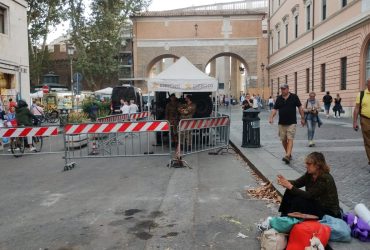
[39,110,59,124]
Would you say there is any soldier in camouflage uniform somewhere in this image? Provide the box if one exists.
[165,94,180,145]
[178,95,196,149]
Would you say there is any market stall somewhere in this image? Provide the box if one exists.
[147,56,219,117]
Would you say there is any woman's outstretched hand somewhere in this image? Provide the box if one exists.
[277,174,293,190]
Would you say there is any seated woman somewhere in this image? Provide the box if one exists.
[277,152,341,219]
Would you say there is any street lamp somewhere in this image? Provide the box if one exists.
[260,63,265,101]
[67,45,75,109]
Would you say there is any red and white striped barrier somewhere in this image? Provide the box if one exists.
[179,117,230,131]
[65,121,169,135]
[0,126,59,138]
[97,114,128,123]
[130,111,150,120]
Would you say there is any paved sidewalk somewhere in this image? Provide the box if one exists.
[225,106,370,250]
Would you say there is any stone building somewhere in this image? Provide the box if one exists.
[0,0,30,105]
[268,0,370,113]
[131,0,269,99]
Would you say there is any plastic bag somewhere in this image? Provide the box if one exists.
[287,221,331,250]
[261,228,287,250]
[269,216,302,233]
[320,215,351,242]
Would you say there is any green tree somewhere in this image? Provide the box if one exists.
[68,0,152,90]
[27,0,67,85]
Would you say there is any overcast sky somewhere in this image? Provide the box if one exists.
[47,0,239,43]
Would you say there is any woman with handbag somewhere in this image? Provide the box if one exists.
[333,93,342,118]
[303,92,322,147]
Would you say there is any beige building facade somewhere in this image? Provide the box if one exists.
[0,0,30,105]
[131,2,268,99]
[268,0,370,114]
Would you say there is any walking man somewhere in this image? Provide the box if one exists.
[322,91,333,118]
[353,78,370,166]
[269,84,305,164]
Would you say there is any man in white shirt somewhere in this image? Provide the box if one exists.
[129,100,139,114]
[120,99,130,115]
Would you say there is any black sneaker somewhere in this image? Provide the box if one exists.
[282,156,290,164]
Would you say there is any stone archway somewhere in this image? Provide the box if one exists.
[360,33,370,88]
[205,52,250,101]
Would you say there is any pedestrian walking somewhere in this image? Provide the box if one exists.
[353,78,370,166]
[303,92,322,147]
[269,84,305,164]
[322,91,333,118]
[268,96,274,111]
[277,152,341,219]
[333,94,343,118]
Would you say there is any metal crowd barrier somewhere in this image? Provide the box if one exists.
[172,115,230,167]
[0,125,61,156]
[97,111,150,123]
[63,120,171,171]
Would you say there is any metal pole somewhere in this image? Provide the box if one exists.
[70,57,74,110]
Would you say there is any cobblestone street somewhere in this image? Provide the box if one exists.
[228,106,370,210]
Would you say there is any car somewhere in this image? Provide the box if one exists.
[111,85,143,114]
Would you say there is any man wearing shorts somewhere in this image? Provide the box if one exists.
[269,84,305,164]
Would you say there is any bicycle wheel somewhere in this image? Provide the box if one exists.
[48,111,60,123]
[33,136,43,152]
[10,138,25,157]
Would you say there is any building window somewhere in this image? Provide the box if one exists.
[366,43,370,80]
[277,30,280,49]
[342,0,347,7]
[278,77,280,94]
[285,75,288,84]
[294,15,298,38]
[271,36,274,53]
[294,72,298,94]
[285,23,288,44]
[341,57,347,90]
[322,0,327,20]
[306,4,311,30]
[0,6,6,34]
[271,79,274,95]
[306,68,310,93]
[321,63,326,92]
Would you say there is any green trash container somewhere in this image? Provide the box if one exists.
[242,109,260,148]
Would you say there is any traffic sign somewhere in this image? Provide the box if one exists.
[73,72,83,83]
[42,85,49,94]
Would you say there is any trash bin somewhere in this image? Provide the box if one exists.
[59,109,69,126]
[242,109,260,148]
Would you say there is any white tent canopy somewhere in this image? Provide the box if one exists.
[94,87,113,95]
[147,56,218,92]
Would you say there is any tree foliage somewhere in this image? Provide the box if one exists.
[27,0,151,89]
[27,0,67,85]
[68,0,152,90]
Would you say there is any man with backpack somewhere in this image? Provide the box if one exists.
[322,91,333,118]
[353,78,370,166]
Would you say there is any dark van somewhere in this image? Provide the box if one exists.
[111,85,143,114]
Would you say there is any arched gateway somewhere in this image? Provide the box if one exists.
[130,1,268,99]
